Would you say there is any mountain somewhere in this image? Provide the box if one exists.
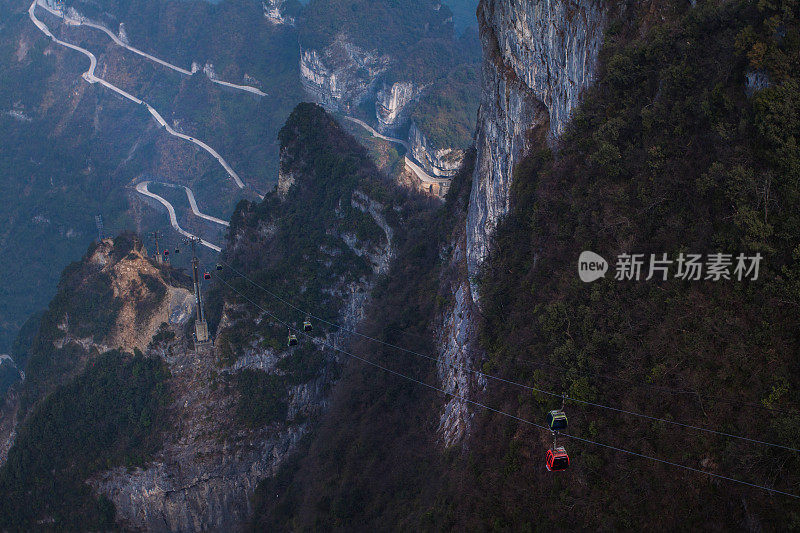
[298,0,482,177]
[0,0,479,360]
[250,0,800,529]
[0,0,296,352]
[0,102,430,530]
[2,0,799,529]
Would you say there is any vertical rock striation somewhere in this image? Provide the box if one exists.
[375,81,420,133]
[466,0,606,294]
[438,0,606,445]
[408,121,465,178]
[299,38,391,112]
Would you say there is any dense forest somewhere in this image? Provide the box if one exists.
[0,351,170,530]
[249,0,800,529]
[0,234,179,529]
[207,103,443,428]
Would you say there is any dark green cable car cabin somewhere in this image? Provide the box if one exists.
[547,410,568,431]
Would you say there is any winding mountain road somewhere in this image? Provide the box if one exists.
[142,181,230,227]
[135,182,223,252]
[144,104,245,189]
[342,117,450,188]
[29,0,248,192]
[37,0,267,96]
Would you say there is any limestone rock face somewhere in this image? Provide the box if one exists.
[408,121,465,178]
[300,37,392,112]
[438,0,606,444]
[263,0,294,25]
[436,236,485,446]
[466,0,606,293]
[375,81,420,133]
[89,338,315,532]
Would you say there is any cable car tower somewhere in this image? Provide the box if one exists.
[184,236,211,349]
[150,231,164,265]
[94,214,105,242]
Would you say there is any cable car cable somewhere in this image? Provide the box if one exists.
[215,260,800,453]
[195,250,800,416]
[216,277,800,500]
[214,258,798,414]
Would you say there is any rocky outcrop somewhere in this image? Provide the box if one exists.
[438,0,607,444]
[300,37,392,112]
[263,0,294,25]
[0,237,194,467]
[276,167,295,199]
[466,0,606,293]
[89,105,398,530]
[436,235,484,446]
[351,190,394,275]
[89,333,317,532]
[376,81,420,133]
[408,121,465,178]
[93,197,394,530]
[0,355,21,399]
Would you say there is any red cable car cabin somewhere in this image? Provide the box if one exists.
[546,447,570,472]
[203,272,211,280]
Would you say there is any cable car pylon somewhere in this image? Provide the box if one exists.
[184,235,211,349]
[150,230,163,265]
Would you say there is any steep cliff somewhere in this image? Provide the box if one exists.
[263,0,296,25]
[376,80,421,133]
[465,0,606,287]
[409,121,465,178]
[0,104,402,530]
[0,354,20,396]
[256,0,800,527]
[434,0,607,446]
[298,0,479,162]
[90,104,397,531]
[299,39,392,112]
[0,234,192,529]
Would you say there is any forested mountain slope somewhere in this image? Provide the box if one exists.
[0,0,297,352]
[0,102,433,530]
[2,0,798,529]
[250,0,800,529]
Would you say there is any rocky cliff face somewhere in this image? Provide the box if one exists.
[408,121,465,178]
[435,233,485,445]
[0,237,194,465]
[466,0,606,291]
[438,0,606,444]
[263,0,294,25]
[300,37,392,112]
[376,81,420,133]
[0,355,21,402]
[88,105,395,530]
[87,201,392,531]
